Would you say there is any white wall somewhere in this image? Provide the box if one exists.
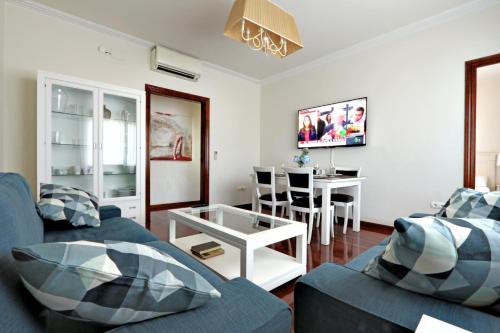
[3,3,260,205]
[150,95,201,205]
[0,0,4,171]
[261,5,500,225]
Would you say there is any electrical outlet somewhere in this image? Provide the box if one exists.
[430,201,445,209]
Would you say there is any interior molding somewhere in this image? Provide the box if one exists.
[464,52,500,189]
[261,0,498,85]
[6,0,260,85]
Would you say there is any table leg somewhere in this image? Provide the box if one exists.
[251,185,257,212]
[296,233,306,267]
[321,187,331,245]
[353,183,361,232]
[241,247,254,280]
[168,218,176,243]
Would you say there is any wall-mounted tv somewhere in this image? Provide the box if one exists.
[297,97,367,149]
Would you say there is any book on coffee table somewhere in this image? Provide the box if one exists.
[191,247,225,260]
[191,241,221,255]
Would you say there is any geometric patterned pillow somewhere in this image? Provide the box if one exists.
[11,241,221,325]
[363,216,500,307]
[438,187,500,220]
[38,183,100,227]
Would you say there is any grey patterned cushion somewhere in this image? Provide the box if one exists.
[363,216,500,307]
[38,183,100,227]
[438,188,500,220]
[11,241,221,325]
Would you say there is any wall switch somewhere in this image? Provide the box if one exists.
[430,201,445,209]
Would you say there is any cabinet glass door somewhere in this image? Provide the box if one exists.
[50,83,96,194]
[101,92,138,199]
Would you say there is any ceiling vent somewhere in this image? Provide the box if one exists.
[151,46,201,81]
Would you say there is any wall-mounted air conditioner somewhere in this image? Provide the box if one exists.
[151,46,202,81]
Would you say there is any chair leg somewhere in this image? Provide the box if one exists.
[343,205,349,234]
[307,212,314,244]
[258,203,262,213]
[315,212,321,228]
[330,208,335,238]
[290,209,295,221]
[302,213,306,223]
[271,204,276,217]
[335,209,338,224]
[280,206,285,218]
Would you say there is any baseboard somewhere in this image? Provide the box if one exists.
[234,203,394,234]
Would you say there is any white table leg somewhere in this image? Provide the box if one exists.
[296,233,307,267]
[168,218,176,243]
[241,247,254,280]
[251,185,257,212]
[321,187,331,245]
[353,183,361,232]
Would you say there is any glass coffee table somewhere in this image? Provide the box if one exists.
[167,204,307,291]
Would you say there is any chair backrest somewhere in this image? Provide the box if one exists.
[284,167,314,206]
[335,166,361,177]
[253,166,276,201]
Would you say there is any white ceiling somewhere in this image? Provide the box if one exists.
[32,0,476,80]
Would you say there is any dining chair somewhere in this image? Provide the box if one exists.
[284,167,334,244]
[331,167,362,235]
[253,166,288,217]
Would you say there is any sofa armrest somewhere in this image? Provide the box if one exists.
[408,212,435,218]
[294,263,500,333]
[99,205,121,220]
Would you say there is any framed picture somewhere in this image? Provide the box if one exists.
[150,111,193,161]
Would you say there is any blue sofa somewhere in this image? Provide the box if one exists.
[0,173,291,333]
[294,231,500,332]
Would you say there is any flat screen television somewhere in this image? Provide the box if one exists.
[297,97,367,149]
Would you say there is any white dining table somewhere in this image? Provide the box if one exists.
[251,174,365,245]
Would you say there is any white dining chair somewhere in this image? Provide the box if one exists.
[284,167,335,244]
[331,167,362,235]
[253,166,288,217]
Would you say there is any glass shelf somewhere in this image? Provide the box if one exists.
[52,143,91,147]
[52,110,93,118]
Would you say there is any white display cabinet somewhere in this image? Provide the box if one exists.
[37,71,145,225]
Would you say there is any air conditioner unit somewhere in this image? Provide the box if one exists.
[151,46,202,81]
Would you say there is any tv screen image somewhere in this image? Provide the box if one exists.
[297,97,367,149]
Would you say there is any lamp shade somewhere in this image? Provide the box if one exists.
[224,0,303,57]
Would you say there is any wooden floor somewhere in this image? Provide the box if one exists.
[149,209,392,309]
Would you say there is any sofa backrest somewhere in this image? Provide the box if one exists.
[0,173,45,332]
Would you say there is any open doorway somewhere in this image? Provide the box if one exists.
[145,85,209,229]
[464,53,500,190]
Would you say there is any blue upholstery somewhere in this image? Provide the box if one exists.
[0,173,46,333]
[295,237,500,333]
[0,173,290,333]
[44,217,158,244]
[109,278,292,333]
[99,205,122,220]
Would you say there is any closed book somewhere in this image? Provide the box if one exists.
[191,248,225,260]
[191,241,221,255]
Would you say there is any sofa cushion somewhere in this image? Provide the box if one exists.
[438,188,500,220]
[364,216,500,307]
[44,217,158,244]
[108,278,291,333]
[12,241,221,325]
[38,184,100,227]
[0,173,46,333]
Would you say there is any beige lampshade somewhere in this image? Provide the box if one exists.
[224,0,303,57]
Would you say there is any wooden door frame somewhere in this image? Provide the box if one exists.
[145,84,210,229]
[464,53,500,189]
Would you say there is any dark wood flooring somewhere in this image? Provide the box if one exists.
[149,209,392,309]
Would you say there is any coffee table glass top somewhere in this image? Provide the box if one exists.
[175,204,291,235]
